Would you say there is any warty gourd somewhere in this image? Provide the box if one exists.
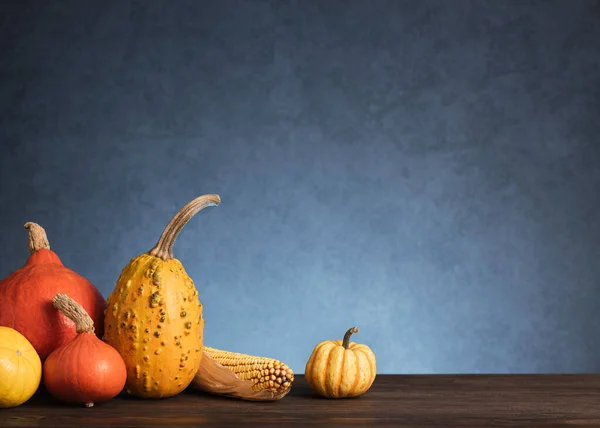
[103,194,220,399]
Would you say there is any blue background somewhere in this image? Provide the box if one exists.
[1,0,599,374]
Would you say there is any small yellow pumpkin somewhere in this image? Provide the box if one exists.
[305,326,376,398]
[0,326,42,408]
[103,194,220,399]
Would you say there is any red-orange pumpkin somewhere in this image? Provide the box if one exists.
[0,222,106,361]
[44,294,127,407]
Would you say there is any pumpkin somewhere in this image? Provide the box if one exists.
[43,294,127,407]
[305,327,376,398]
[0,222,106,361]
[103,194,220,399]
[0,326,42,408]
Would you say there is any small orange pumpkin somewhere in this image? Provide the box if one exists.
[43,294,127,407]
[304,327,376,398]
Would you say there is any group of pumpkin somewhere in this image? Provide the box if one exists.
[0,194,376,409]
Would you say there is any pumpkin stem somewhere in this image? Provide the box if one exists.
[148,194,221,261]
[24,222,50,254]
[342,327,359,349]
[52,293,96,334]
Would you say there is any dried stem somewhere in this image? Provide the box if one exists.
[149,194,221,261]
[24,222,50,254]
[52,293,95,334]
[342,327,359,349]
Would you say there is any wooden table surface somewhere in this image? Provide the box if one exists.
[3,375,600,427]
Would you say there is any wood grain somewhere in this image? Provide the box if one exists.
[3,375,600,427]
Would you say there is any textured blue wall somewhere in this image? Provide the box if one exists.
[1,0,599,374]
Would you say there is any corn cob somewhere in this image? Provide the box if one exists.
[204,346,294,393]
[189,347,294,401]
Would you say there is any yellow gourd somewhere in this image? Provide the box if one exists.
[103,194,220,398]
[304,326,376,398]
[0,326,42,408]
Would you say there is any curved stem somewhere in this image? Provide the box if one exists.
[24,222,50,254]
[149,194,221,261]
[52,294,95,334]
[342,327,359,349]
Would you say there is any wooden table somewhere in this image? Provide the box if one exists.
[3,375,600,427]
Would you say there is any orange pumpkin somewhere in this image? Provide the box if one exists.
[0,222,106,361]
[305,327,376,398]
[43,294,127,407]
[0,326,42,408]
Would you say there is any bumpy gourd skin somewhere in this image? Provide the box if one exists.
[103,253,204,398]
